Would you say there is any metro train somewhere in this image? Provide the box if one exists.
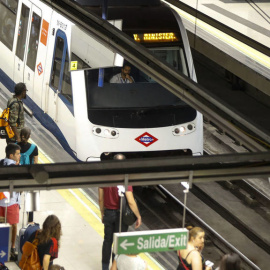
[0,0,203,161]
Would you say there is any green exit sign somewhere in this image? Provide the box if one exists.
[113,228,188,254]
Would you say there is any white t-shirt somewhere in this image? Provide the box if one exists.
[115,254,146,270]
[110,73,134,83]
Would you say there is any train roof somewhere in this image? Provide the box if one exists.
[81,3,180,35]
[73,0,160,7]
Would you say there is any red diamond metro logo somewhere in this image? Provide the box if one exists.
[37,62,43,76]
[135,132,158,147]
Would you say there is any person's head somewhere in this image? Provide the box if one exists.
[20,127,31,144]
[113,153,126,160]
[121,64,131,77]
[219,253,241,270]
[40,215,62,243]
[14,82,27,99]
[5,143,21,163]
[48,265,65,270]
[188,226,205,249]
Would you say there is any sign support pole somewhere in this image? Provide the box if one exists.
[119,174,129,233]
[182,171,193,228]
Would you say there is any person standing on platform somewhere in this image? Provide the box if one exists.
[177,227,212,270]
[110,64,135,83]
[7,82,27,143]
[18,127,39,223]
[99,185,141,270]
[0,143,21,261]
[25,215,61,270]
[18,127,38,165]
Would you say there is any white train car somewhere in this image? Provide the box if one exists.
[0,0,203,161]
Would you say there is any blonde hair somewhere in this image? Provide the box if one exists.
[187,226,204,241]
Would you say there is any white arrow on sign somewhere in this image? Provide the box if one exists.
[120,239,135,250]
[0,250,6,258]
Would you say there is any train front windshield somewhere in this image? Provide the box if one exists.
[85,47,196,128]
[150,47,188,76]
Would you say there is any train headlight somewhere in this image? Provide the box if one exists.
[187,124,193,131]
[174,128,180,134]
[93,126,119,138]
[104,129,110,136]
[172,123,195,136]
[179,126,185,133]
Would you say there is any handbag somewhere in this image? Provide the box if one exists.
[121,193,137,226]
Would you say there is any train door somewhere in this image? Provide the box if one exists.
[0,0,19,83]
[47,29,71,122]
[13,0,41,99]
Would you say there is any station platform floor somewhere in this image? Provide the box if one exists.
[0,138,163,270]
[0,139,101,269]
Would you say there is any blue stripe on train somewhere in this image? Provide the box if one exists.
[0,68,80,161]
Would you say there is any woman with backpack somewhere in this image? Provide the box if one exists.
[18,127,38,165]
[18,127,39,223]
[26,215,62,270]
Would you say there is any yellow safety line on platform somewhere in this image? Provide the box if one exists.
[0,106,164,269]
[27,139,164,270]
[58,189,165,270]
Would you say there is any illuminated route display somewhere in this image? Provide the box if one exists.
[133,32,179,43]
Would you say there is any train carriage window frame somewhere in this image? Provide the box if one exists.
[50,29,73,114]
[15,3,30,61]
[0,0,18,51]
[26,11,41,71]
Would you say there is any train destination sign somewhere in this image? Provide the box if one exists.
[113,228,188,254]
[133,32,179,43]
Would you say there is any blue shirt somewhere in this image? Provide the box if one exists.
[0,158,21,206]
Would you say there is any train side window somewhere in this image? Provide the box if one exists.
[51,35,64,90]
[26,12,41,71]
[0,0,18,51]
[50,30,73,107]
[61,49,72,104]
[15,3,30,61]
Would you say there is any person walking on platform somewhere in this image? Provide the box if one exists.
[99,186,141,270]
[18,127,39,223]
[176,227,212,270]
[7,82,27,143]
[0,143,21,261]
